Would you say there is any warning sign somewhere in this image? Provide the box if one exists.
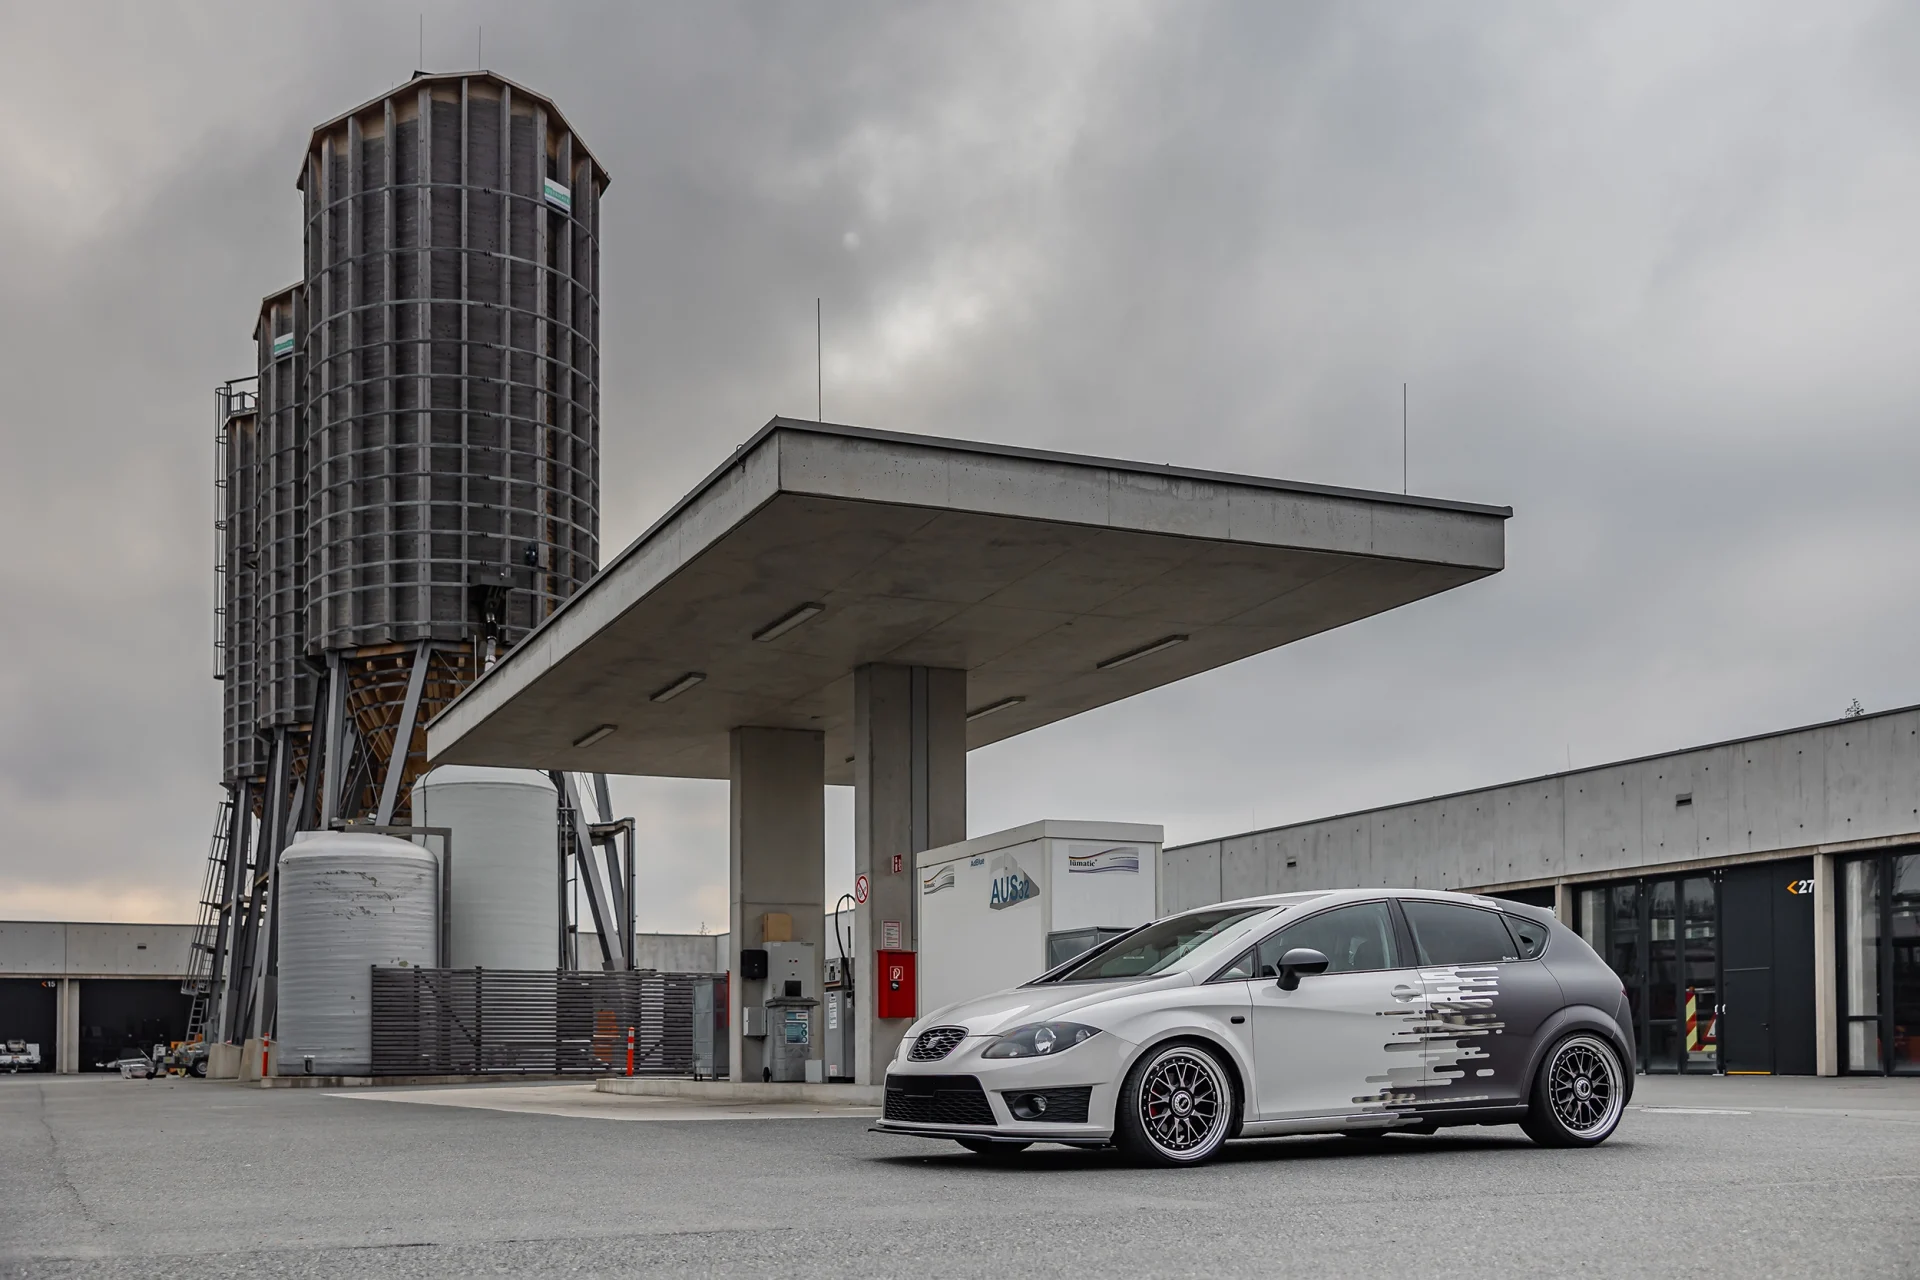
[882,919,902,949]
[853,874,870,905]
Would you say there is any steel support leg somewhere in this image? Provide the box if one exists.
[374,642,431,825]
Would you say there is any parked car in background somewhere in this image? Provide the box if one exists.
[878,888,1634,1166]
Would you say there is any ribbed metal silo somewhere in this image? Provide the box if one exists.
[253,287,314,736]
[216,386,263,786]
[296,71,607,824]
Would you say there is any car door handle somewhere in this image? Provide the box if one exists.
[1392,985,1421,1002]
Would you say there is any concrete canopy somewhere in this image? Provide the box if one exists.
[427,420,1510,785]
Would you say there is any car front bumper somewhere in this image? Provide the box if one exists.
[873,1030,1135,1145]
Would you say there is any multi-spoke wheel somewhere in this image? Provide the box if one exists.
[1522,1032,1625,1148]
[1114,1042,1236,1166]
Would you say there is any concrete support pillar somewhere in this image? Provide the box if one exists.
[852,664,966,1085]
[1553,880,1573,927]
[728,727,825,1084]
[55,978,79,1074]
[1812,851,1838,1077]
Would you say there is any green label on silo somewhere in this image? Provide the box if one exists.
[271,333,294,359]
[543,177,572,213]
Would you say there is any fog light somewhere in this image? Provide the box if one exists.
[1008,1092,1051,1121]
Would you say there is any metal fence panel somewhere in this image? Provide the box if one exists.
[372,968,718,1077]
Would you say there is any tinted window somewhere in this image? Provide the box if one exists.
[1403,901,1520,965]
[1050,906,1269,982]
[1254,901,1397,977]
[1505,914,1549,959]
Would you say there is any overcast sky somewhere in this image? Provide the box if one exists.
[3,1,1916,930]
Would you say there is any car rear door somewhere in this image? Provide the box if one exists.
[1247,901,1428,1122]
[1399,899,1563,1108]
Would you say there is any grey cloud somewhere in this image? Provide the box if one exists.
[2,1,1915,925]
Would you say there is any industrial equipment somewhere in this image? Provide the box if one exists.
[692,977,729,1079]
[189,72,637,1064]
[742,941,817,1083]
[0,1040,39,1073]
[915,821,1163,1014]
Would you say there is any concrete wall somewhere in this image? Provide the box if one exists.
[1162,706,1920,913]
[0,923,195,978]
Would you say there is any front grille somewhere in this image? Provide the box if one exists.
[1003,1086,1093,1124]
[884,1074,997,1126]
[908,1027,967,1062]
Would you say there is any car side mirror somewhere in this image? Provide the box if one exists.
[1276,947,1330,991]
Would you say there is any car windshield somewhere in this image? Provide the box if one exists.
[1046,905,1273,982]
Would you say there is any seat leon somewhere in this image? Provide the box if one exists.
[876,888,1633,1166]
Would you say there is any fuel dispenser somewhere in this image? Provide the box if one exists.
[742,940,818,1083]
[822,957,854,1082]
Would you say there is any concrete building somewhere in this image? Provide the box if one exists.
[1162,704,1920,1079]
[429,417,1509,1084]
[0,923,195,1072]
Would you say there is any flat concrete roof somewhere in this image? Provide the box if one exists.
[428,419,1510,784]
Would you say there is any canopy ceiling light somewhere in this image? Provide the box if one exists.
[571,723,618,749]
[649,672,706,703]
[1095,635,1189,670]
[965,695,1026,723]
[753,602,826,642]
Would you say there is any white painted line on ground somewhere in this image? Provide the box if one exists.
[1634,1106,1752,1115]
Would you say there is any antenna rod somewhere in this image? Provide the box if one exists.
[478,25,482,67]
[1402,382,1407,494]
[418,14,423,69]
[816,298,822,422]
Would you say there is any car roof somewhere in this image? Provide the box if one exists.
[1201,886,1520,913]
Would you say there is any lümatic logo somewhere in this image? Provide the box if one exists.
[921,865,955,895]
[987,853,1039,910]
[1067,845,1141,874]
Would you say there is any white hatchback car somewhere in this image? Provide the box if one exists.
[876,888,1634,1165]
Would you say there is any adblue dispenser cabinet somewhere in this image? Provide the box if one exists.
[876,949,916,1020]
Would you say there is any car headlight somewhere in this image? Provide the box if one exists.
[980,1022,1101,1059]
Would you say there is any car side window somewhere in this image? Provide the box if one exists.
[1402,900,1521,965]
[1504,913,1549,959]
[1253,901,1397,978]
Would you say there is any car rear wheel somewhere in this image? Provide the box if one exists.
[1115,1041,1236,1167]
[955,1138,1031,1158]
[1522,1032,1625,1148]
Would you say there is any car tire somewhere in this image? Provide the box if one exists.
[1114,1040,1237,1167]
[955,1138,1032,1158]
[1522,1031,1626,1148]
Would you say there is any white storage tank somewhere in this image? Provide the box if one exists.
[276,830,438,1075]
[412,766,559,970]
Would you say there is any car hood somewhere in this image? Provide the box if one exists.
[915,971,1194,1037]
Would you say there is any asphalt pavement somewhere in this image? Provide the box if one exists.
[3,1071,1915,1278]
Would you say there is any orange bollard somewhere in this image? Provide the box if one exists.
[626,1026,635,1076]
[261,1037,270,1080]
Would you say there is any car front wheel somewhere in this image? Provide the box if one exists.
[1522,1032,1626,1148]
[1114,1041,1237,1167]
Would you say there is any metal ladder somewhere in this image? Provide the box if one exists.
[182,798,233,1045]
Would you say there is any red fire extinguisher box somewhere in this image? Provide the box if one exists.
[876,949,916,1020]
